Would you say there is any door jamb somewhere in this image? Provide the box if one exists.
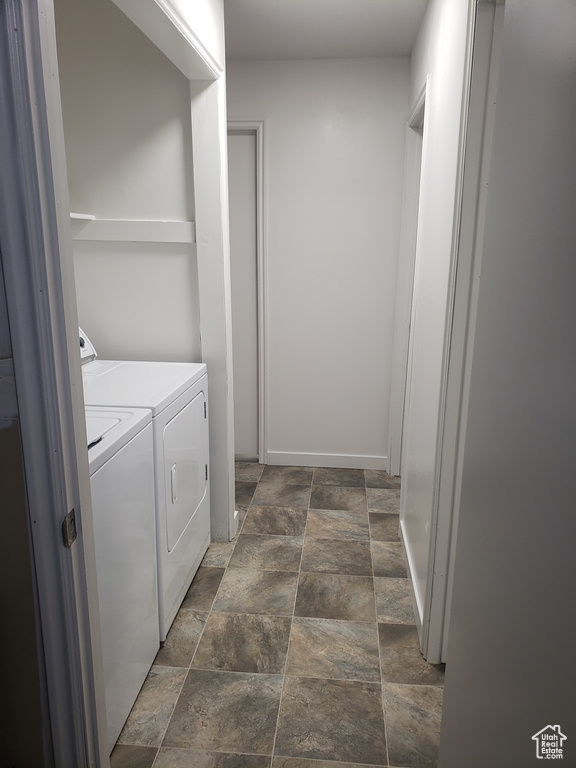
[421,0,504,663]
[0,0,107,763]
[424,0,505,663]
[227,120,268,464]
[387,78,429,477]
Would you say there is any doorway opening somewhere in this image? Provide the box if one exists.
[227,121,267,463]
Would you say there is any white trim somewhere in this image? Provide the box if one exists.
[155,0,223,76]
[0,0,107,762]
[70,218,196,243]
[434,0,506,664]
[399,518,424,632]
[407,82,427,129]
[111,0,222,80]
[420,0,499,664]
[191,77,236,543]
[387,78,429,477]
[227,121,268,465]
[267,451,387,470]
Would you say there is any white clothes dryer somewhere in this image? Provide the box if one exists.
[86,405,159,752]
[80,329,211,640]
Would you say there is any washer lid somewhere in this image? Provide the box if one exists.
[79,327,97,365]
[85,406,152,473]
[86,415,120,447]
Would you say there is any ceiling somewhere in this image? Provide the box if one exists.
[223,0,428,61]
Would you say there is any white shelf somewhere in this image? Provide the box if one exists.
[70,217,196,244]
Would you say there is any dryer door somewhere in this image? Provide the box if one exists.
[164,391,208,551]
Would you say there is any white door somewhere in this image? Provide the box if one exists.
[227,131,259,460]
[400,1,502,664]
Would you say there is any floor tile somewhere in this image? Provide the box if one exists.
[252,483,311,508]
[310,486,367,513]
[300,538,372,577]
[230,533,303,572]
[201,540,237,568]
[154,609,207,668]
[163,669,283,754]
[371,541,407,578]
[274,677,386,765]
[272,760,385,768]
[261,465,314,485]
[112,462,444,767]
[365,469,401,490]
[181,567,225,611]
[235,462,265,483]
[236,481,258,506]
[379,624,445,686]
[383,683,443,768]
[305,508,369,541]
[374,577,414,624]
[214,568,298,616]
[117,666,187,747]
[294,573,376,622]
[192,612,292,674]
[243,506,308,537]
[366,488,400,513]
[312,467,365,487]
[286,617,380,682]
[155,749,271,767]
[368,512,400,542]
[109,744,157,768]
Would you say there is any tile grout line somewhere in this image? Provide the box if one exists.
[243,464,280,768]
[152,558,230,757]
[160,466,262,762]
[165,466,433,767]
[269,469,312,764]
[117,465,404,766]
[151,467,251,761]
[368,473,392,768]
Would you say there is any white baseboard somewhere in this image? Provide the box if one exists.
[266,451,388,470]
[399,517,424,638]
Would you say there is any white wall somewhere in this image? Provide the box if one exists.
[440,2,576,765]
[227,57,409,468]
[72,241,200,362]
[399,0,472,620]
[55,0,201,362]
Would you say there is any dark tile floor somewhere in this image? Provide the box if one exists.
[111,464,444,768]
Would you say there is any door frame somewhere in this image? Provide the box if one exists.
[426,0,506,663]
[387,78,429,477]
[0,0,107,763]
[227,120,268,464]
[414,0,505,663]
[394,0,501,664]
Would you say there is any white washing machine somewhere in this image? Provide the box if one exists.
[86,405,159,752]
[80,329,211,640]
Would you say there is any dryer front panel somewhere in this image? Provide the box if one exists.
[163,390,208,552]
